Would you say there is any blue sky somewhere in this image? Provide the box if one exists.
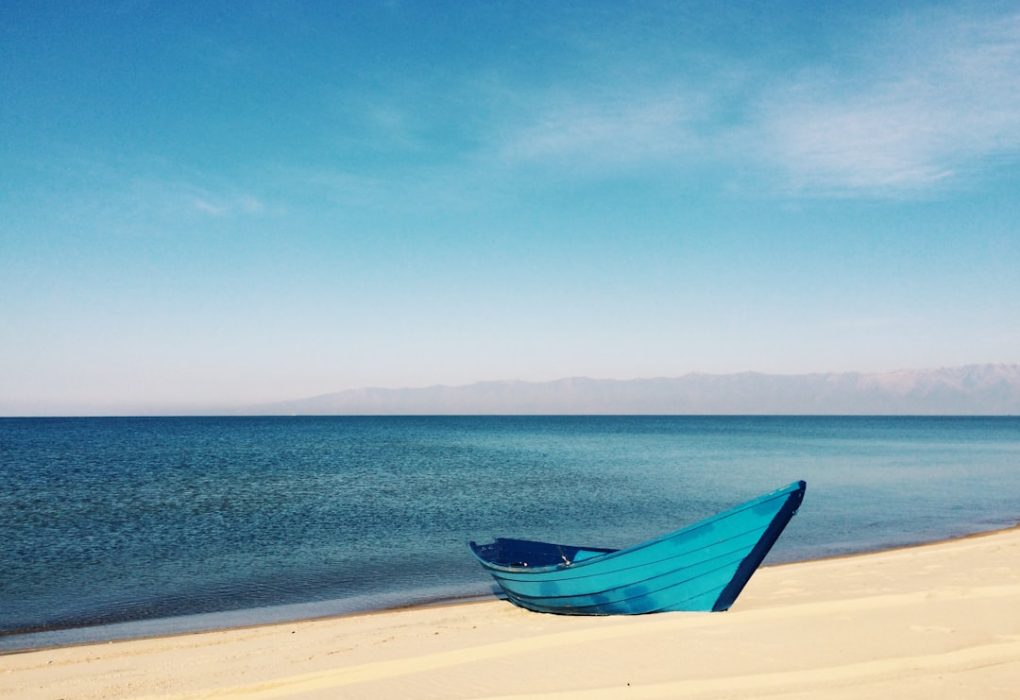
[2,1,1019,411]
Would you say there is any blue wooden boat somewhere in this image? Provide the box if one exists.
[469,480,805,615]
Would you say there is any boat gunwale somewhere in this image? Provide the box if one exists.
[469,480,804,575]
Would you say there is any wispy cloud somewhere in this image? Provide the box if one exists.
[497,91,709,167]
[190,192,266,217]
[119,178,270,226]
[478,7,1020,198]
[13,151,274,234]
[750,9,1020,196]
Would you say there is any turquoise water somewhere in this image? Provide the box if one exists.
[1,416,1018,650]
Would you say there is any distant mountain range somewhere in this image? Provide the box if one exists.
[258,364,1020,415]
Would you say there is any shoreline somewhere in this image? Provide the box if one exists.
[3,520,1017,657]
[4,521,1020,698]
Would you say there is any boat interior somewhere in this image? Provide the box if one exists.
[470,537,618,568]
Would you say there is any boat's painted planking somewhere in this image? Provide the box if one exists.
[470,480,806,615]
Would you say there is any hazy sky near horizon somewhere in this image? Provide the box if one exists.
[2,1,1020,410]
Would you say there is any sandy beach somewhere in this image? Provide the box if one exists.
[3,527,1020,699]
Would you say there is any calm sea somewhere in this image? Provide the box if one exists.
[2,416,1018,651]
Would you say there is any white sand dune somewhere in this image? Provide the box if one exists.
[3,527,1020,699]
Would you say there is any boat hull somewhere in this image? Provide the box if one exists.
[469,480,805,615]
